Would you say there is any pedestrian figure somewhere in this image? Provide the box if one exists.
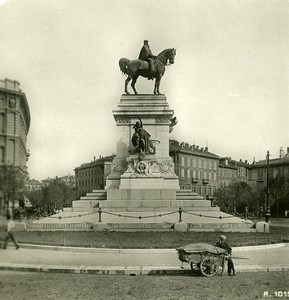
[244,206,249,220]
[3,212,20,250]
[216,235,235,276]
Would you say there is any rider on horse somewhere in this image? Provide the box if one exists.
[138,40,156,80]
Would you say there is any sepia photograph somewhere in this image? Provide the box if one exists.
[0,0,288,299]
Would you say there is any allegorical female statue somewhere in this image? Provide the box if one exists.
[131,116,156,156]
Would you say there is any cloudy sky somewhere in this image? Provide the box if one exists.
[0,0,288,180]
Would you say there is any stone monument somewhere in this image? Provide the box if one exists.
[100,94,180,211]
[30,43,255,232]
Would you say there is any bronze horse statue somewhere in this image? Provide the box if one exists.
[119,48,176,95]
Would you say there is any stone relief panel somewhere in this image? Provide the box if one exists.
[121,156,178,179]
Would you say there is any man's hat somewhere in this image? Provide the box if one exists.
[220,235,226,241]
[144,40,149,43]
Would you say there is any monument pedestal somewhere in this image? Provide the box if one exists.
[105,94,178,190]
[101,94,180,211]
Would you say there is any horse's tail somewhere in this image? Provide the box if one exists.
[119,58,130,76]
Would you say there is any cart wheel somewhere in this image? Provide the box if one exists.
[190,262,199,272]
[200,257,218,277]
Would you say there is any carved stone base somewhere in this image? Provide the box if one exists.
[122,155,178,179]
[106,154,179,189]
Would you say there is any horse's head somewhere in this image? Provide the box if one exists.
[167,48,176,64]
[156,48,176,65]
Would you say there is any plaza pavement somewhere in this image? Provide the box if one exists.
[0,242,288,275]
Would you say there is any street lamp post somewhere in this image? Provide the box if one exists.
[265,150,271,222]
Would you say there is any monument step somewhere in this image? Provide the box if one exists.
[91,190,108,194]
[27,215,254,232]
[63,207,73,212]
[99,199,212,209]
[176,196,205,200]
[66,206,220,213]
[79,190,107,200]
[176,189,197,194]
[80,196,106,200]
[97,206,220,212]
[73,200,100,209]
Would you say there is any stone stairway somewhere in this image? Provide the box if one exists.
[63,190,107,212]
[30,189,255,232]
[63,189,219,213]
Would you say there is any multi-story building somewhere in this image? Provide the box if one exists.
[219,157,250,186]
[0,78,30,211]
[74,155,115,198]
[25,179,42,191]
[249,147,289,188]
[169,140,219,199]
[0,78,30,171]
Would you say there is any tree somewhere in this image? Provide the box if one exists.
[26,177,75,214]
[215,181,259,214]
[25,189,43,208]
[0,165,26,216]
[268,175,289,217]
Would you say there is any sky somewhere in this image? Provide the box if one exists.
[0,0,288,180]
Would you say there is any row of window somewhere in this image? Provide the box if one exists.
[180,184,217,196]
[76,167,103,177]
[249,168,284,181]
[180,157,218,170]
[219,168,236,179]
[179,167,248,181]
[178,168,217,181]
[77,178,104,187]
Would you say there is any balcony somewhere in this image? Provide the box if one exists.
[202,179,210,185]
[191,177,199,184]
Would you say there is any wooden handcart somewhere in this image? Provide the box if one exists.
[176,243,227,277]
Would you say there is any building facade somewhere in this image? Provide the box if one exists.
[74,155,115,198]
[249,148,289,188]
[25,179,42,191]
[0,78,30,171]
[0,78,30,212]
[219,157,250,187]
[169,140,219,199]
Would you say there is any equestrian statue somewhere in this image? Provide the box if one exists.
[119,40,176,95]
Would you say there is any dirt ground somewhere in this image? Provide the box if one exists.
[0,270,288,300]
